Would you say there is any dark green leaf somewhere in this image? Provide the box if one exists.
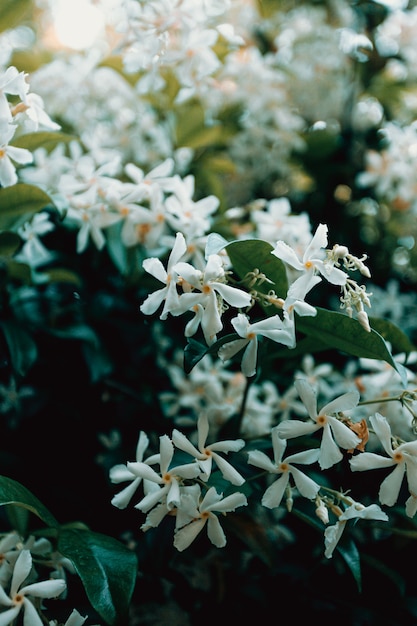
[183,337,210,374]
[58,528,138,626]
[226,238,288,302]
[0,475,59,528]
[296,308,405,382]
[336,537,362,592]
[368,316,416,356]
[0,319,38,376]
[0,232,21,257]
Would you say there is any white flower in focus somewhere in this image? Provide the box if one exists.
[349,412,417,514]
[0,124,32,187]
[272,223,348,286]
[173,485,247,551]
[248,426,320,509]
[173,253,252,345]
[140,231,188,319]
[277,378,361,469]
[218,312,295,377]
[0,549,66,626]
[128,434,201,513]
[172,412,246,485]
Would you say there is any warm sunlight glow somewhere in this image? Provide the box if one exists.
[51,0,105,50]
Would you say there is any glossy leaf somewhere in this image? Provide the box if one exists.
[226,238,289,299]
[58,528,138,626]
[0,475,59,528]
[296,308,406,383]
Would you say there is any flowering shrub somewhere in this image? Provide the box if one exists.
[2,0,417,624]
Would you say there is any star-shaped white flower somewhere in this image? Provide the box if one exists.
[272,223,348,286]
[173,485,248,551]
[248,426,320,508]
[276,378,361,469]
[350,412,417,514]
[128,434,201,512]
[140,231,188,319]
[172,412,246,485]
[0,549,66,626]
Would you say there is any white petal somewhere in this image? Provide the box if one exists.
[207,515,227,548]
[174,519,206,551]
[379,464,405,506]
[262,474,289,508]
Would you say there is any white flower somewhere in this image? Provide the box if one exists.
[276,378,361,469]
[248,426,320,509]
[173,253,252,345]
[173,486,247,551]
[49,608,87,626]
[140,231,188,319]
[218,312,295,377]
[109,431,159,509]
[0,549,66,626]
[324,500,388,558]
[172,412,246,485]
[0,124,32,187]
[128,434,201,512]
[349,412,417,514]
[272,223,348,286]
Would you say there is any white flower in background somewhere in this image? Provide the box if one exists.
[173,485,247,551]
[110,431,160,509]
[350,412,417,515]
[277,378,361,469]
[172,412,246,485]
[16,212,56,269]
[48,608,88,626]
[248,426,320,509]
[0,549,66,626]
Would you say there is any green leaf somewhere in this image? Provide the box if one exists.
[0,183,55,220]
[0,319,38,376]
[0,231,21,257]
[368,316,416,356]
[183,337,210,374]
[11,131,76,153]
[58,528,138,626]
[226,238,288,299]
[336,537,362,592]
[175,100,223,149]
[0,0,32,33]
[0,475,59,528]
[296,308,406,382]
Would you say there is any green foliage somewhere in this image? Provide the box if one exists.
[0,475,138,625]
[58,528,138,626]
